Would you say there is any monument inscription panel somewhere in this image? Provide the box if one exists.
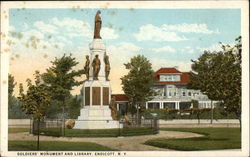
[85,87,90,106]
[103,87,109,105]
[92,87,101,105]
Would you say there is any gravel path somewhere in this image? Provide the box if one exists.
[9,131,203,151]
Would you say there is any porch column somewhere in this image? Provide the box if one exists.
[160,102,163,109]
[175,101,180,110]
[117,103,119,111]
[146,102,148,109]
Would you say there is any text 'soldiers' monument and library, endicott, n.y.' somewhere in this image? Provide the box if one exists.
[74,11,121,129]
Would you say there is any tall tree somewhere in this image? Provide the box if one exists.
[42,54,84,134]
[121,55,155,123]
[8,74,16,109]
[188,36,242,128]
[18,71,51,150]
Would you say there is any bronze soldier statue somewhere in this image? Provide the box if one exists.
[84,55,90,80]
[109,96,118,120]
[94,10,102,39]
[92,55,101,80]
[104,55,110,81]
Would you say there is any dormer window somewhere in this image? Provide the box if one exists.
[159,74,181,82]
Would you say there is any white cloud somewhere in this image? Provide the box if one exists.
[50,17,92,38]
[134,24,188,42]
[181,44,226,54]
[55,36,72,45]
[152,46,176,53]
[101,27,119,40]
[107,42,141,63]
[163,23,219,34]
[34,21,58,34]
[181,46,195,54]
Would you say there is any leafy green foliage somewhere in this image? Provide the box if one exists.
[18,71,51,120]
[42,54,84,102]
[142,108,237,120]
[8,74,29,118]
[142,109,179,120]
[188,36,241,123]
[65,95,81,119]
[8,74,17,109]
[121,55,155,108]
[8,74,16,97]
[41,54,84,119]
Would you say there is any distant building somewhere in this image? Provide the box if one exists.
[147,67,214,110]
[112,67,215,111]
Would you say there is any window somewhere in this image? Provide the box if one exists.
[163,102,175,109]
[173,75,181,81]
[148,103,160,109]
[160,75,181,82]
[182,92,186,96]
[188,92,191,96]
[169,92,171,96]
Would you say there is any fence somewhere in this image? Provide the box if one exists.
[8,119,31,128]
[8,118,239,130]
[31,118,159,137]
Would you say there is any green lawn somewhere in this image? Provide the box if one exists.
[9,128,30,133]
[145,128,241,151]
[9,141,116,151]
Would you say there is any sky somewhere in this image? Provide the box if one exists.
[8,8,241,96]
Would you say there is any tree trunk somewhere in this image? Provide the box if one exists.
[37,118,40,150]
[210,100,213,124]
[136,103,139,125]
[197,113,200,125]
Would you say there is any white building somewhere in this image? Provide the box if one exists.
[146,67,214,110]
[112,67,215,111]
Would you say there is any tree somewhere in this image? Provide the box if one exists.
[18,71,51,150]
[8,74,16,109]
[188,36,241,128]
[66,95,81,119]
[8,74,30,119]
[42,54,84,135]
[121,55,155,123]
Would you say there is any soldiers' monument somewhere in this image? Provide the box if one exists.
[74,11,120,129]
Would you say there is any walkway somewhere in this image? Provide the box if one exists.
[9,131,203,151]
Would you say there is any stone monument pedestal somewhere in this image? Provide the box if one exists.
[74,38,121,129]
[74,106,121,129]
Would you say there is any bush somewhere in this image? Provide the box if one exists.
[142,109,179,120]
[142,107,238,120]
[65,120,75,129]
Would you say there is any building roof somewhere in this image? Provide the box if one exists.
[155,67,182,74]
[111,94,129,102]
[154,68,190,85]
